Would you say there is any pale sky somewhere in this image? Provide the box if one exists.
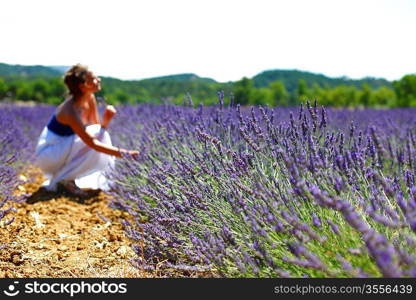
[1,0,415,82]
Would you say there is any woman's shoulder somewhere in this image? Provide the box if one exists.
[56,98,76,120]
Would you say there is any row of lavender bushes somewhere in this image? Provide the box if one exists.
[108,95,416,277]
[2,99,416,277]
[0,104,53,227]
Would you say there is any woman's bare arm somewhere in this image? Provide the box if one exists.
[88,96,100,125]
[88,97,116,129]
[64,107,134,158]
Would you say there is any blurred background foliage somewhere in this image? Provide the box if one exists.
[0,62,415,108]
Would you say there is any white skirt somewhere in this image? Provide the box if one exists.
[35,124,115,191]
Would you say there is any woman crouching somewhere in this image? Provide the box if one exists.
[35,64,138,196]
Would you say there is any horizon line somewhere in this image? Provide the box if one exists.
[0,61,408,83]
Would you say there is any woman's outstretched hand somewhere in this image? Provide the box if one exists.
[128,150,140,160]
[117,148,139,159]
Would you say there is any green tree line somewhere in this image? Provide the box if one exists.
[213,74,414,108]
[231,77,408,108]
[0,73,415,108]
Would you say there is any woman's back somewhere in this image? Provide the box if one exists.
[54,96,91,127]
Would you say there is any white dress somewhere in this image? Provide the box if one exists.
[35,124,115,192]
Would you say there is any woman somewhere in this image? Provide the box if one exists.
[35,64,138,196]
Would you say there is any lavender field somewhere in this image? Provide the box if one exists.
[2,97,416,277]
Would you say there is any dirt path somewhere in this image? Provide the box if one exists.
[0,168,149,278]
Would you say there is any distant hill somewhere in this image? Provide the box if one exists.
[132,73,229,101]
[140,73,217,84]
[47,65,70,74]
[0,62,392,89]
[252,69,392,93]
[0,62,396,105]
[0,63,62,78]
